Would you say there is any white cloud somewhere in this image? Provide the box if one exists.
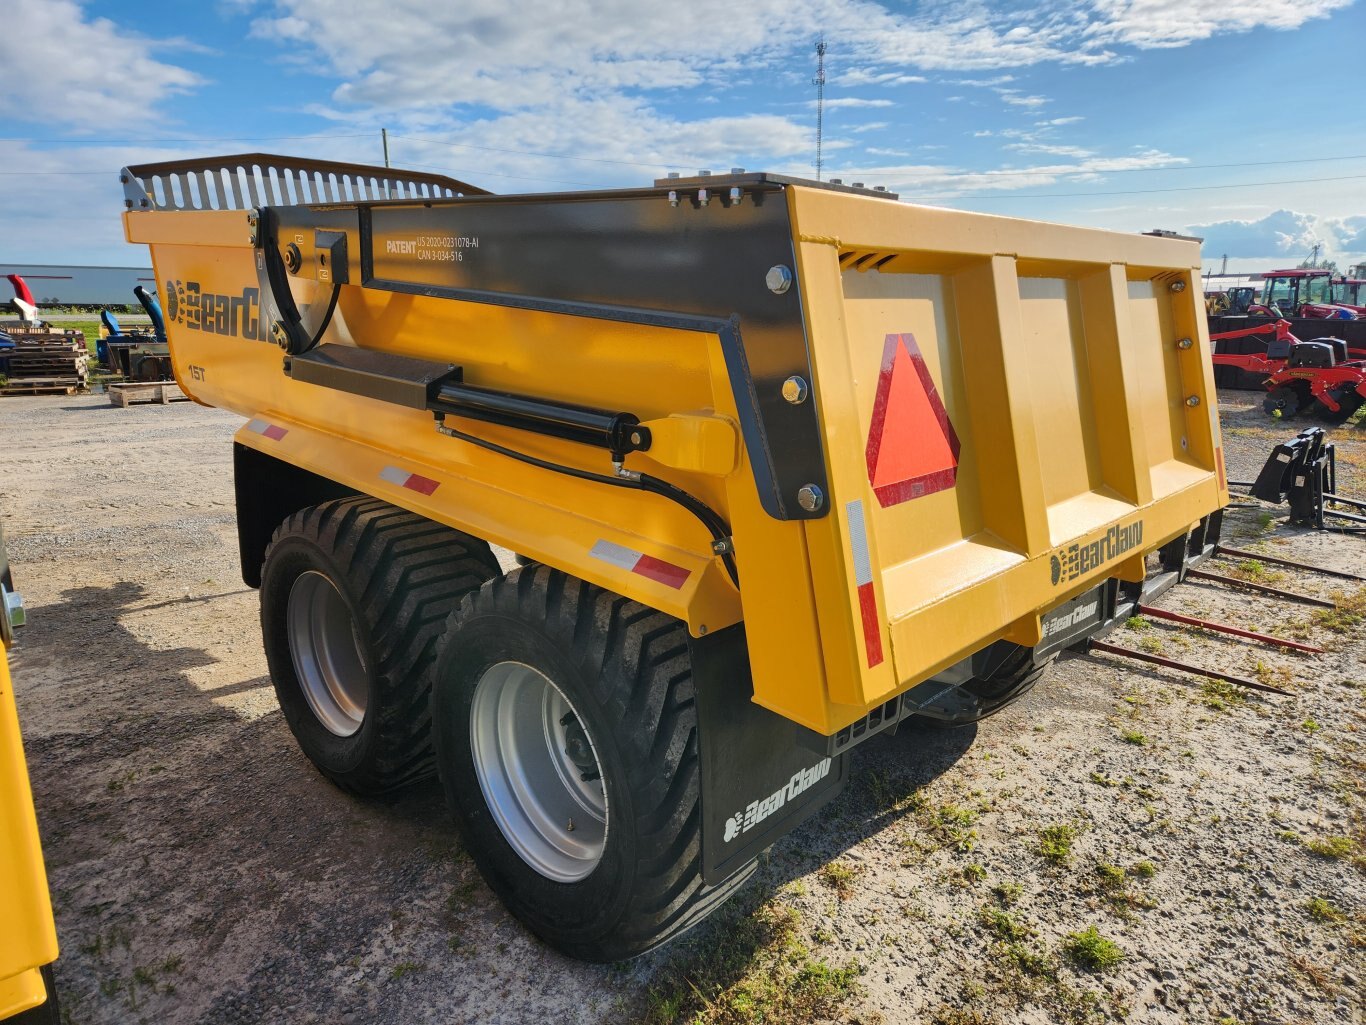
[1185,209,1366,264]
[850,121,890,133]
[837,68,928,86]
[812,98,897,109]
[996,89,1049,107]
[1005,142,1096,157]
[1036,116,1085,126]
[0,0,201,131]
[825,147,1189,197]
[1085,0,1354,48]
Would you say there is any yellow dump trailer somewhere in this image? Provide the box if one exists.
[0,527,59,1023]
[122,155,1226,960]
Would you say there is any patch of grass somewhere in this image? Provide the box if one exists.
[389,962,424,981]
[1311,587,1366,632]
[1129,860,1157,879]
[963,863,987,884]
[1038,824,1078,865]
[980,905,1032,942]
[992,881,1023,907]
[1200,679,1246,712]
[641,900,862,1025]
[817,860,859,898]
[1305,897,1346,924]
[1136,635,1164,655]
[1226,559,1286,585]
[1002,942,1056,979]
[1124,616,1148,631]
[1305,835,1357,860]
[1119,729,1146,746]
[1061,926,1125,972]
[1095,862,1126,889]
[927,803,980,853]
[1302,718,1321,735]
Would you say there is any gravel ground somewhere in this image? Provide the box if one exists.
[2,389,1363,1025]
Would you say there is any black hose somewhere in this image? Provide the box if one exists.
[434,418,739,587]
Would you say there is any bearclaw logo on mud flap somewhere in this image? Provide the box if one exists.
[164,279,261,340]
[722,757,832,843]
[1049,520,1143,586]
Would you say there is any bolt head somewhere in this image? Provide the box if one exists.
[1169,280,1187,293]
[782,376,809,404]
[271,322,289,348]
[1186,395,1201,407]
[797,484,824,513]
[766,265,794,294]
[1177,337,1193,350]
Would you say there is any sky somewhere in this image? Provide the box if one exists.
[2,0,1365,276]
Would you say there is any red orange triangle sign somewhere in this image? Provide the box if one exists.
[864,332,960,507]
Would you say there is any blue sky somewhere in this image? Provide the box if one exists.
[3,0,1365,273]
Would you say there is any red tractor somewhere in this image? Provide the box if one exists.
[1248,269,1364,320]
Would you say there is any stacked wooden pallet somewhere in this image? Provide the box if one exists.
[0,327,88,396]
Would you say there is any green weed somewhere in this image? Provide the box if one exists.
[1038,824,1078,865]
[1061,926,1125,971]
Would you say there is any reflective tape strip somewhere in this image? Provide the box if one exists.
[589,539,690,590]
[379,465,440,496]
[846,500,883,667]
[246,418,287,441]
[846,499,873,587]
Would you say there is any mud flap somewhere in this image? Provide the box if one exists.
[690,625,849,886]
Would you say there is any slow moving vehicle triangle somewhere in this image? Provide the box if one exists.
[864,332,960,507]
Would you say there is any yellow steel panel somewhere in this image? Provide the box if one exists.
[0,646,58,1016]
[0,969,47,1021]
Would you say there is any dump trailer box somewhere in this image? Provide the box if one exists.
[123,155,1226,959]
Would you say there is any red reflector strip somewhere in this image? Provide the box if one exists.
[846,500,884,667]
[857,583,884,668]
[379,465,440,496]
[590,540,691,590]
[246,418,288,441]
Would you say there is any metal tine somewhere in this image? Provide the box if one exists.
[1184,568,1337,609]
[1087,640,1292,695]
[1136,604,1324,654]
[1215,545,1366,582]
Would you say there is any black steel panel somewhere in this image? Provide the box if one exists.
[692,626,848,886]
[1035,584,1106,659]
[262,185,827,521]
[286,343,459,409]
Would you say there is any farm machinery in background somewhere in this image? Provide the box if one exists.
[99,285,171,382]
[1246,269,1364,320]
[1209,268,1366,358]
[1210,319,1366,423]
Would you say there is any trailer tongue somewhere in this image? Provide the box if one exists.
[123,154,1227,959]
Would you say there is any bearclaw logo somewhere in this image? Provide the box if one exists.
[722,757,832,843]
[164,279,261,340]
[1050,520,1143,586]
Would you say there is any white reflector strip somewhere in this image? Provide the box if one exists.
[589,539,641,571]
[378,465,410,487]
[846,499,873,587]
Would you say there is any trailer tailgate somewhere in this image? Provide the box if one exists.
[759,189,1227,727]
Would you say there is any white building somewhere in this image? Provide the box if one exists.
[2,264,156,306]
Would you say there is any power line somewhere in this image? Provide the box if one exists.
[934,172,1366,200]
[0,132,375,144]
[922,152,1366,180]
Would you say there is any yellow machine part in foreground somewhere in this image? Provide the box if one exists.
[0,636,59,1019]
[125,179,1227,736]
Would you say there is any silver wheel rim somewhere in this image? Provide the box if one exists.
[286,571,370,737]
[469,662,608,882]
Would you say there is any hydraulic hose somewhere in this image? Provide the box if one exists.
[434,417,739,587]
